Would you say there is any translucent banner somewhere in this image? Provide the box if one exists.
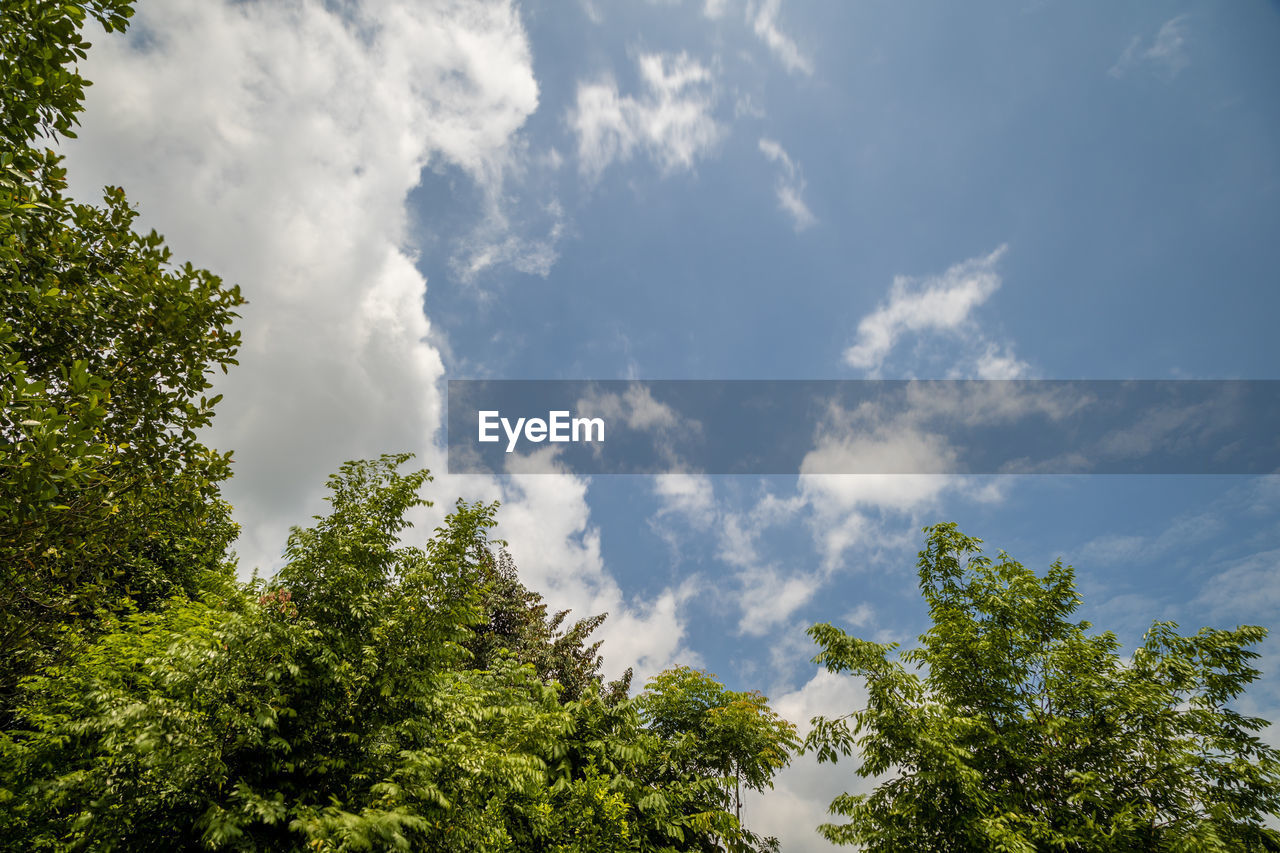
[446,380,1280,475]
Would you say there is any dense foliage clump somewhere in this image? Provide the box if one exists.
[805,523,1280,852]
[1,0,243,713]
[2,456,796,850]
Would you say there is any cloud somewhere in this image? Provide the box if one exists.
[1110,16,1190,79]
[843,245,1019,377]
[571,52,723,181]
[498,449,699,682]
[64,0,540,572]
[749,0,813,75]
[652,473,717,528]
[745,669,874,851]
[1194,548,1280,624]
[64,0,692,684]
[759,137,817,231]
[737,567,823,636]
[451,196,567,282]
[648,474,826,635]
[796,391,1028,567]
[578,383,686,432]
[576,383,705,470]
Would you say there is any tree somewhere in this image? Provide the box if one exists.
[804,523,1280,852]
[2,456,796,851]
[1,6,803,848]
[466,547,632,705]
[640,666,798,831]
[1,0,244,709]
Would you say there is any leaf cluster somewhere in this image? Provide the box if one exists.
[2,456,796,851]
[805,523,1280,852]
[1,0,243,712]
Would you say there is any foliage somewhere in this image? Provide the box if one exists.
[2,456,795,851]
[805,522,1280,852]
[641,666,798,830]
[1,0,243,708]
[1,0,134,146]
[467,548,632,704]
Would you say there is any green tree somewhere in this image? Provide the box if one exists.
[805,523,1280,852]
[466,548,632,704]
[1,0,243,707]
[2,456,796,852]
[640,666,798,832]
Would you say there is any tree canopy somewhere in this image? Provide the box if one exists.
[1,456,796,851]
[805,523,1280,852]
[1,0,244,712]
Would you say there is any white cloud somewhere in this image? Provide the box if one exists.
[1195,548,1280,624]
[498,449,699,683]
[759,137,817,231]
[579,383,686,432]
[795,381,1061,566]
[749,0,813,76]
[452,194,567,282]
[63,0,690,683]
[737,566,822,635]
[745,669,873,851]
[65,0,539,572]
[571,51,723,180]
[1110,16,1191,79]
[653,473,717,528]
[971,340,1031,379]
[843,245,1018,377]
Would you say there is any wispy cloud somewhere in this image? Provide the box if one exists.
[1110,16,1191,79]
[703,0,730,19]
[571,52,723,181]
[843,245,1021,377]
[759,137,817,231]
[750,0,813,75]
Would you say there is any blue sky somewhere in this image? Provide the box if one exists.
[63,1,1280,847]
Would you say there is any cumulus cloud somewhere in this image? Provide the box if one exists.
[65,0,540,571]
[64,0,689,682]
[1110,16,1191,79]
[745,669,876,851]
[749,0,813,75]
[571,52,723,181]
[759,137,816,231]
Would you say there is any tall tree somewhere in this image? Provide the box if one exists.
[641,666,798,830]
[1,0,243,706]
[805,522,1280,851]
[466,548,632,704]
[2,456,797,852]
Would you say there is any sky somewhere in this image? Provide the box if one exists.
[59,1,1280,848]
